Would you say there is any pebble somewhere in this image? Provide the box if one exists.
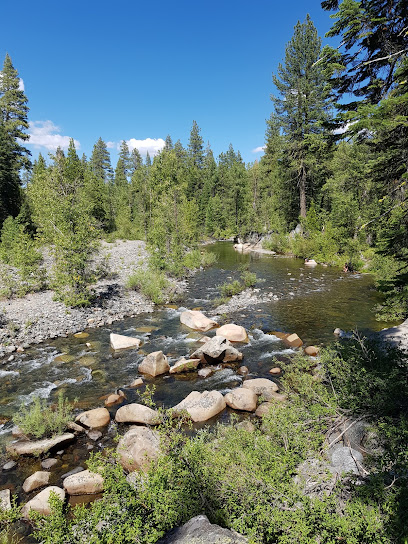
[2,461,17,471]
[87,430,102,441]
[41,458,58,469]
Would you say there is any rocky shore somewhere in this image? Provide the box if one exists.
[0,240,185,360]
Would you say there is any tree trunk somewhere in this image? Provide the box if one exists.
[299,162,307,218]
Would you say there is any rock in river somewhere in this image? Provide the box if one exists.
[216,324,248,343]
[169,357,201,374]
[138,351,170,377]
[117,427,160,472]
[75,407,110,429]
[115,403,162,425]
[110,333,141,351]
[191,336,243,364]
[6,433,75,457]
[23,471,51,493]
[180,310,218,332]
[172,390,226,422]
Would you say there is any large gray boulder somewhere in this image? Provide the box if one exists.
[242,378,279,400]
[75,408,110,429]
[63,469,104,495]
[22,486,65,519]
[191,336,243,364]
[138,351,170,377]
[23,471,51,493]
[110,333,141,351]
[157,514,248,543]
[117,427,160,472]
[330,445,364,475]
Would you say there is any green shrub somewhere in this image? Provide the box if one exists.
[13,393,74,439]
[126,267,170,304]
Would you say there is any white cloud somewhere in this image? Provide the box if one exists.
[126,137,165,156]
[333,121,357,135]
[18,78,24,91]
[252,146,266,153]
[106,141,116,149]
[27,120,80,151]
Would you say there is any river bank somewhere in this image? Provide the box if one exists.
[0,240,186,360]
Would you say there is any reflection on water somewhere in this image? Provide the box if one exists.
[0,242,391,450]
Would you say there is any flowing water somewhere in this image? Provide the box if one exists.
[0,242,392,522]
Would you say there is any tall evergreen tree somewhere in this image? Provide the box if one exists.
[0,54,30,170]
[90,137,112,183]
[0,122,21,227]
[271,15,331,218]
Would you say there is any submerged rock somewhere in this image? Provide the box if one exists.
[117,427,160,472]
[6,434,75,457]
[180,310,218,332]
[0,489,11,511]
[191,336,243,364]
[172,390,226,422]
[22,486,65,518]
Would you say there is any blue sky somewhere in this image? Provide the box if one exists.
[1,0,339,165]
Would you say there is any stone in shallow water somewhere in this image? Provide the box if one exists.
[216,324,248,343]
[180,310,218,332]
[115,403,162,425]
[169,358,201,374]
[6,434,75,457]
[75,408,110,429]
[242,378,279,400]
[74,332,89,339]
[41,458,58,469]
[23,471,50,493]
[110,333,141,351]
[224,388,257,412]
[2,461,17,471]
[191,336,243,364]
[138,351,169,377]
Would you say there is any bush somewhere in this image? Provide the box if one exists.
[182,249,217,270]
[13,393,74,439]
[126,267,170,304]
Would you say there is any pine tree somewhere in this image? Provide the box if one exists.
[271,15,331,218]
[164,135,173,151]
[90,137,112,183]
[0,121,21,227]
[0,54,31,170]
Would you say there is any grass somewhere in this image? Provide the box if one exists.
[13,393,74,439]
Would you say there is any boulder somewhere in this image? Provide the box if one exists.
[117,427,160,472]
[172,390,226,422]
[237,366,249,376]
[283,333,303,348]
[75,408,110,429]
[63,469,104,495]
[110,333,141,351]
[115,403,162,425]
[105,394,123,407]
[22,486,65,518]
[242,378,279,400]
[216,324,248,343]
[23,471,50,493]
[305,259,317,267]
[0,489,11,511]
[330,446,364,475]
[138,351,170,377]
[304,346,319,356]
[255,402,273,417]
[169,358,201,374]
[224,388,257,412]
[269,367,281,375]
[180,310,218,332]
[156,514,248,544]
[197,367,214,378]
[6,434,75,457]
[130,377,144,387]
[41,458,58,469]
[191,336,243,364]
